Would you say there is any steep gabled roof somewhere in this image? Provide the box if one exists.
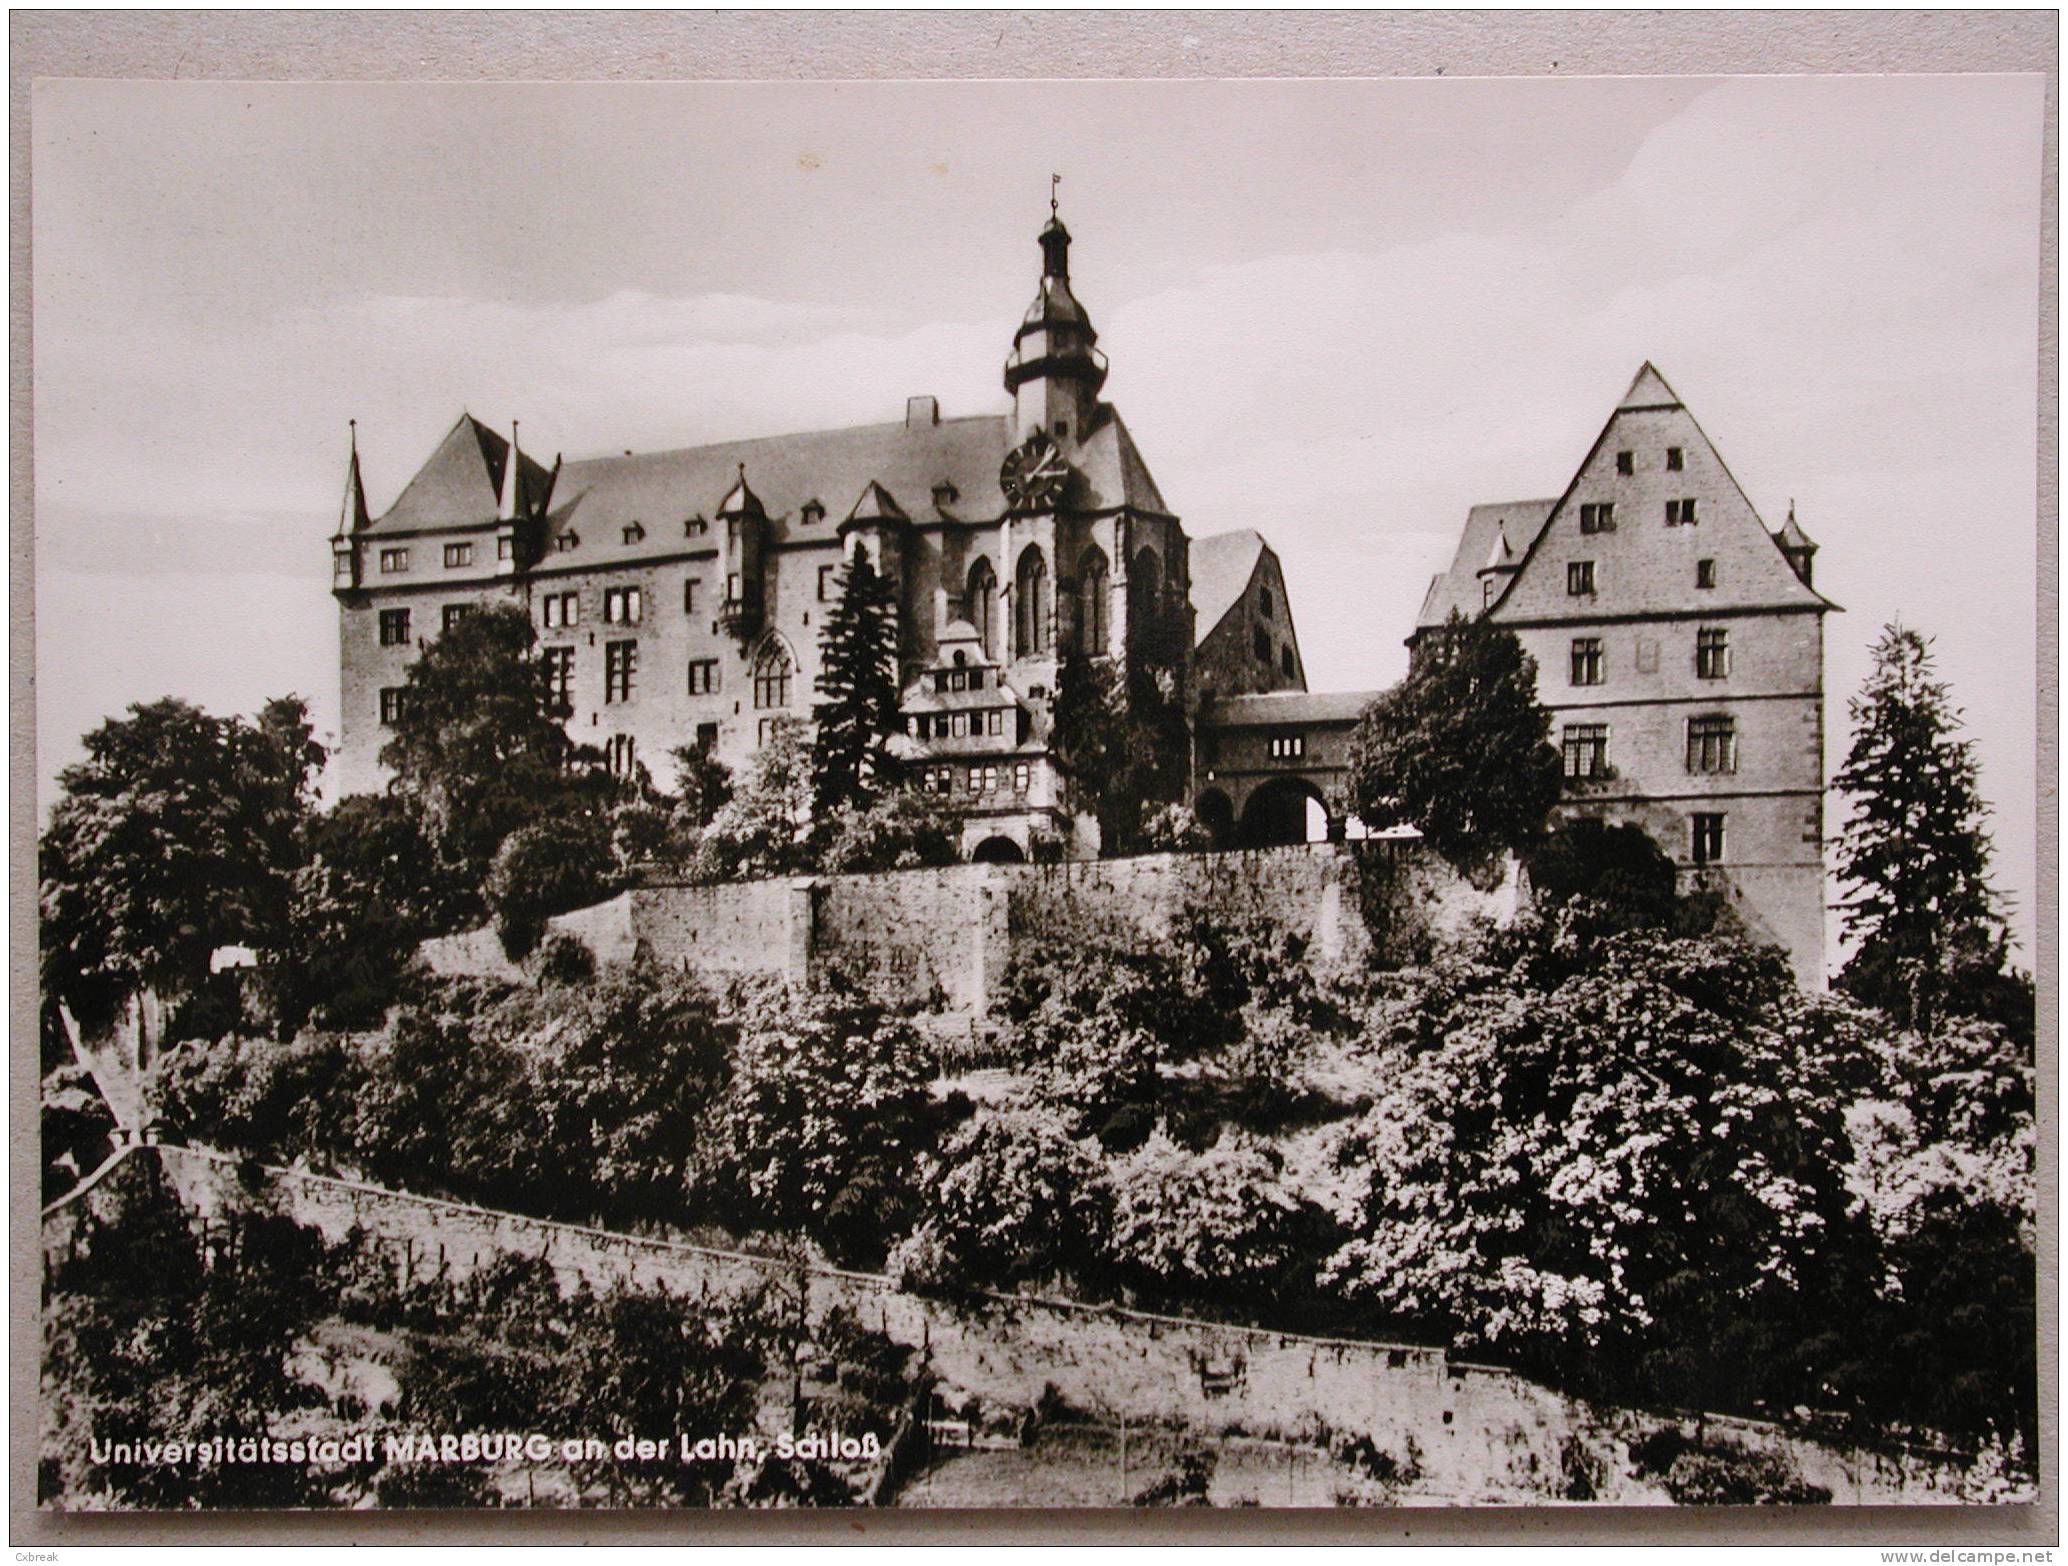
[1414,499,1557,630]
[1200,689,1375,727]
[1188,529,1267,640]
[368,413,553,534]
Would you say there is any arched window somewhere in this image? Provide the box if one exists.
[966,557,998,659]
[1015,546,1050,655]
[752,639,793,709]
[1076,547,1110,656]
[1129,547,1162,640]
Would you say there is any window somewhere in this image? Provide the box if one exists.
[1686,714,1737,774]
[1015,546,1050,654]
[924,766,953,796]
[334,550,354,581]
[1567,560,1596,596]
[1253,626,1272,663]
[1258,585,1273,620]
[688,658,720,695]
[378,687,408,726]
[695,722,719,752]
[622,521,645,545]
[442,603,476,634]
[1569,636,1603,686]
[685,515,708,538]
[1013,761,1031,795]
[1692,812,1726,866]
[497,535,514,561]
[1666,497,1699,525]
[947,669,968,693]
[986,709,1003,737]
[1666,446,1684,472]
[379,547,409,573]
[969,669,986,691]
[604,586,643,625]
[818,564,837,602]
[607,734,637,777]
[543,591,579,628]
[801,500,826,526]
[974,765,998,795]
[1269,733,1306,760]
[951,713,969,739]
[1280,645,1295,679]
[684,578,702,615]
[966,558,998,658]
[1696,627,1730,679]
[605,640,637,704]
[543,646,574,713]
[758,717,786,746]
[1579,502,1616,534]
[752,641,792,709]
[1076,548,1109,656]
[1615,450,1634,475]
[1561,723,1610,780]
[556,531,580,552]
[378,608,411,646]
[1696,558,1717,589]
[443,542,473,568]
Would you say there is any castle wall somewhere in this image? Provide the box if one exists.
[69,1144,1970,1506]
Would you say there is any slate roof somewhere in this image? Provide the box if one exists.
[365,404,1173,569]
[1188,529,1268,640]
[1200,689,1376,727]
[1414,499,1557,630]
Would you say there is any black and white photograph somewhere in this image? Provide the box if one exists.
[22,29,2050,1533]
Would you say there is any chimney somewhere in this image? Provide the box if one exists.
[906,395,940,430]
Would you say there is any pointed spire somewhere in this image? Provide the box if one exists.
[497,420,523,521]
[339,419,370,533]
[1617,361,1683,412]
[717,461,765,518]
[1776,498,1817,551]
[1481,519,1516,573]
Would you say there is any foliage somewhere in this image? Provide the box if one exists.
[1105,1127,1306,1297]
[1628,1430,1831,1505]
[1347,611,1561,872]
[1323,909,1884,1421]
[1050,653,1187,856]
[1832,622,2015,1034]
[921,1107,1110,1285]
[40,695,324,1027]
[527,931,597,988]
[484,817,619,960]
[377,604,578,881]
[1525,817,1683,932]
[694,717,818,881]
[41,1160,333,1508]
[811,548,904,817]
[816,787,961,876]
[666,742,735,831]
[1136,802,1211,854]
[702,982,953,1265]
[42,1061,117,1203]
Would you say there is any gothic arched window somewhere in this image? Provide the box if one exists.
[1015,546,1050,656]
[752,639,793,709]
[966,557,998,659]
[1129,547,1162,638]
[1076,546,1110,656]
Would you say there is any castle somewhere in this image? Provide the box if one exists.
[330,213,1831,981]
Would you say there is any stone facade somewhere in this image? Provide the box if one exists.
[1414,364,1834,985]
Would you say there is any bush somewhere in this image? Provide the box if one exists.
[1104,1126,1306,1298]
[485,818,618,960]
[923,1107,1110,1285]
[527,932,597,988]
[816,788,960,876]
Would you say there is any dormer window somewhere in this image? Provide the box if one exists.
[684,515,708,538]
[557,530,580,552]
[622,521,646,545]
[801,499,826,526]
[932,480,959,509]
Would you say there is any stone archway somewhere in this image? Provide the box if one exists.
[970,835,1026,864]
[1194,788,1236,847]
[1237,776,1331,848]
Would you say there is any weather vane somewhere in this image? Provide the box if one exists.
[1051,172,1060,218]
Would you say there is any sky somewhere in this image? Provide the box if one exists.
[31,75,2045,961]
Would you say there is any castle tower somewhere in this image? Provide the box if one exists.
[1002,197,1108,447]
[330,420,369,590]
[715,464,768,643]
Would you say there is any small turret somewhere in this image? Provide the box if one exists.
[331,419,368,591]
[716,464,767,643]
[1776,500,1819,588]
[840,480,911,586]
[1474,519,1519,610]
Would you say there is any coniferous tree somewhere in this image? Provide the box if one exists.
[1833,621,2008,1033]
[810,548,903,816]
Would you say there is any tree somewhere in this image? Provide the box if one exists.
[1832,622,2011,1033]
[665,742,734,830]
[695,717,818,881]
[1105,1126,1306,1298]
[810,549,903,817]
[40,696,325,1031]
[484,817,618,959]
[921,1107,1110,1285]
[815,787,960,876]
[378,603,580,887]
[1346,611,1561,872]
[1049,652,1186,855]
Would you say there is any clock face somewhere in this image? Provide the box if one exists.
[1000,432,1071,512]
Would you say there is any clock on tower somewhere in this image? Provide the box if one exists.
[1000,431,1070,513]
